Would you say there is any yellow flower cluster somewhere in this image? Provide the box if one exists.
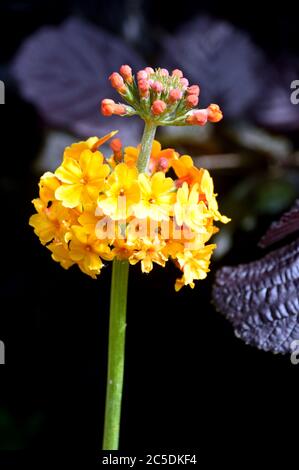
[30,133,229,290]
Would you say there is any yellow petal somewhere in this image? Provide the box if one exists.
[55,157,82,183]
[85,252,103,271]
[138,173,151,197]
[200,169,214,198]
[29,213,55,244]
[72,225,89,244]
[151,140,162,157]
[55,183,83,208]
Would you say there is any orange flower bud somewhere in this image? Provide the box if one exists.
[207,104,223,123]
[110,138,123,162]
[110,138,122,153]
[119,65,133,83]
[151,100,167,115]
[187,85,200,96]
[160,68,169,77]
[186,94,199,108]
[144,67,154,75]
[109,72,126,92]
[137,70,148,80]
[138,78,150,97]
[101,99,115,116]
[151,81,163,93]
[172,69,183,78]
[101,99,126,116]
[186,109,208,126]
[113,104,127,115]
[180,77,189,88]
[169,88,182,103]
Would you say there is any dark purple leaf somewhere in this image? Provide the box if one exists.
[159,15,267,118]
[212,238,299,353]
[10,16,144,142]
[259,200,299,248]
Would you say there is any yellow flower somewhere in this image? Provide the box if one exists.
[128,238,168,273]
[30,170,79,245]
[134,172,176,221]
[68,225,114,278]
[174,182,210,233]
[175,244,216,291]
[38,171,61,203]
[200,170,230,224]
[97,163,140,220]
[112,239,136,260]
[47,242,74,269]
[63,131,118,161]
[29,201,75,245]
[55,149,110,208]
[171,155,204,187]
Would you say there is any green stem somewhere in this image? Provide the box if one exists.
[103,259,129,450]
[137,120,157,172]
[102,119,157,450]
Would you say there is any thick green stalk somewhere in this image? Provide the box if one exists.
[137,121,157,172]
[103,259,129,450]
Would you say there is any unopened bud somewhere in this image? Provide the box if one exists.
[187,85,200,96]
[119,65,133,83]
[180,77,189,88]
[169,88,182,103]
[172,69,183,78]
[151,100,167,115]
[160,68,169,77]
[101,99,127,116]
[138,79,150,97]
[110,138,122,153]
[101,99,115,116]
[186,94,199,108]
[186,109,208,126]
[207,104,223,122]
[145,67,154,75]
[137,70,148,80]
[110,138,123,162]
[109,72,126,92]
[151,81,163,93]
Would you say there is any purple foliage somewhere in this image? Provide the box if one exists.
[11,17,144,143]
[159,15,267,118]
[259,200,299,248]
[159,16,299,130]
[213,238,299,354]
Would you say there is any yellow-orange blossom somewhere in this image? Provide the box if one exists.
[30,132,229,290]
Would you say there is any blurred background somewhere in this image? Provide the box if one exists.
[0,0,299,466]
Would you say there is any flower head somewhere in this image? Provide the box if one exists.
[101,65,223,128]
[30,133,229,289]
